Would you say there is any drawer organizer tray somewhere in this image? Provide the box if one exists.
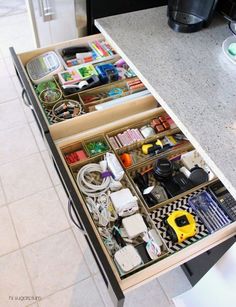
[18,33,148,128]
[53,56,121,99]
[126,144,217,211]
[70,152,169,278]
[55,38,118,70]
[106,111,185,169]
[150,188,209,254]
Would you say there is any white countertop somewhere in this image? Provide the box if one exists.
[95,6,236,199]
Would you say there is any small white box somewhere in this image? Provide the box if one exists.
[122,213,147,239]
[110,188,138,217]
[114,245,142,273]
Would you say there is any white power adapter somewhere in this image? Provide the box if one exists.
[105,152,124,181]
[110,188,139,217]
[114,245,142,273]
[122,213,147,239]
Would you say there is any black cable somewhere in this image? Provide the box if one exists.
[228,21,236,35]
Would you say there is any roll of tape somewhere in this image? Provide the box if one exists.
[78,80,89,89]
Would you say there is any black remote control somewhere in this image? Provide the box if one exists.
[208,181,236,221]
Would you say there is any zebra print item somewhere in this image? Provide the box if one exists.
[150,188,209,253]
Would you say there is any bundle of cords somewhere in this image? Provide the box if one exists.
[76,160,122,198]
[98,227,120,255]
[86,194,117,227]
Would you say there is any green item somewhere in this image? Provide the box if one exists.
[61,72,73,81]
[78,65,97,79]
[36,80,57,94]
[228,43,236,56]
[86,140,109,156]
[40,89,61,103]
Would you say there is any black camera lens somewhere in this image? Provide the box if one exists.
[153,158,173,181]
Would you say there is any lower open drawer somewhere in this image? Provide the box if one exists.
[49,101,236,300]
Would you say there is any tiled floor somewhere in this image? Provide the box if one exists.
[0,4,192,307]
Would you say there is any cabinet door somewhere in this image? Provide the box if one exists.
[27,0,51,47]
[27,0,78,47]
[87,0,168,34]
[50,0,78,44]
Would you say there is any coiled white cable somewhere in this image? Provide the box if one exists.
[77,163,111,197]
[86,194,118,227]
[86,196,109,227]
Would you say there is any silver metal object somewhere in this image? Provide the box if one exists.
[40,0,54,22]
[22,89,33,110]
[75,0,87,37]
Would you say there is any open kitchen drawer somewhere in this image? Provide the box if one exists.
[11,34,236,307]
[52,103,236,288]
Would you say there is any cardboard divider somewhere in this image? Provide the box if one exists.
[70,152,169,279]
[78,77,143,112]
[126,144,219,212]
[50,95,159,141]
[61,134,111,169]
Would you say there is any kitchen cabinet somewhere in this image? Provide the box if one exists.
[10,27,236,306]
[26,0,78,47]
[86,0,167,34]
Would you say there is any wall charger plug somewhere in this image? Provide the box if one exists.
[114,245,142,273]
[110,188,138,217]
[122,213,147,239]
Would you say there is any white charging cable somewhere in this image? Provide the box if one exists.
[86,196,109,226]
[86,193,118,227]
[77,161,122,197]
[77,163,111,197]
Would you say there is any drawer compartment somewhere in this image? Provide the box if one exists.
[126,147,218,211]
[106,111,188,169]
[70,152,169,278]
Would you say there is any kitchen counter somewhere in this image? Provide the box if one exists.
[95,7,236,199]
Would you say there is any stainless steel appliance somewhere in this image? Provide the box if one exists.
[167,0,218,32]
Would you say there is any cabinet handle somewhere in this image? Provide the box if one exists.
[40,0,54,22]
[38,0,43,16]
[22,89,33,110]
[68,199,85,233]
